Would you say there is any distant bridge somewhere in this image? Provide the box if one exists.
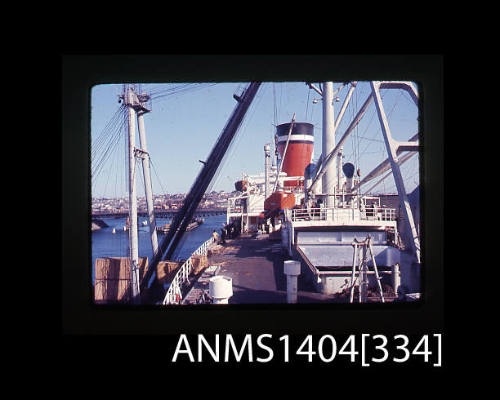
[92,208,227,219]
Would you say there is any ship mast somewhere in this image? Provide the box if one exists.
[136,94,159,258]
[306,81,421,263]
[322,82,336,208]
[124,85,141,304]
[121,84,159,304]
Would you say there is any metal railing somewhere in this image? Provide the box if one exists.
[291,208,328,221]
[162,236,215,305]
[290,207,397,222]
[366,207,397,221]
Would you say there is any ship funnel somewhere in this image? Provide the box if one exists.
[276,122,314,188]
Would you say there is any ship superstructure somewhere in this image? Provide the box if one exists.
[223,81,420,302]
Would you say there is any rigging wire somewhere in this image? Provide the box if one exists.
[92,84,218,199]
[91,106,128,190]
[149,83,219,102]
[91,105,124,161]
[91,104,126,163]
[149,157,169,197]
[355,87,394,163]
[272,83,278,165]
[305,86,311,121]
[357,86,419,195]
[208,83,267,193]
[273,82,278,127]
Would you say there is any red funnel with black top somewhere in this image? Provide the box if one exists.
[276,122,314,188]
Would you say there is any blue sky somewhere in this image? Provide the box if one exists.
[90,81,419,198]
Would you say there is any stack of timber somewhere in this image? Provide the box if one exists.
[156,260,183,285]
[191,254,208,276]
[207,244,225,256]
[94,257,149,304]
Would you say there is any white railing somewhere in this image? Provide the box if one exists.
[162,236,215,305]
[367,207,397,221]
[291,207,328,221]
[290,207,397,222]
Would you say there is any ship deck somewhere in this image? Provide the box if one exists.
[184,233,341,304]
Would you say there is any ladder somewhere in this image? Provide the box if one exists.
[349,235,385,303]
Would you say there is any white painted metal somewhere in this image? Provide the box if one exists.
[163,236,215,305]
[359,245,367,303]
[137,110,159,258]
[290,206,397,224]
[322,82,336,207]
[308,93,374,195]
[273,114,296,193]
[125,86,141,303]
[264,144,271,200]
[351,132,418,192]
[209,276,233,304]
[284,260,301,303]
[334,82,356,132]
[349,244,359,303]
[370,81,420,263]
[337,149,343,195]
[307,82,323,96]
[361,152,417,194]
[379,81,419,104]
[276,134,314,143]
[392,263,401,296]
[348,237,385,303]
[368,238,385,303]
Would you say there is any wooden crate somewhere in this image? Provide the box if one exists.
[157,261,183,285]
[94,279,131,303]
[94,257,148,303]
[191,254,208,275]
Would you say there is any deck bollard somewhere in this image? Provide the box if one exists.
[209,276,233,304]
[392,263,401,296]
[284,260,301,303]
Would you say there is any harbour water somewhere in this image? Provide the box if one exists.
[91,214,227,285]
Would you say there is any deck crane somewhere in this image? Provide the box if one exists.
[140,82,261,294]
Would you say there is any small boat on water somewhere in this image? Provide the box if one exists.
[156,218,204,234]
[156,223,171,234]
